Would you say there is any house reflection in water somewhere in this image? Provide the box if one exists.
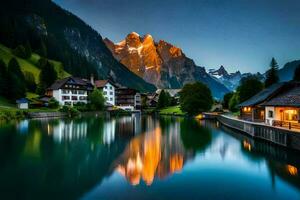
[114,118,194,186]
[103,119,116,145]
[51,121,88,142]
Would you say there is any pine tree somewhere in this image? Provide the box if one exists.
[24,41,32,58]
[38,39,47,57]
[157,90,171,109]
[0,59,8,97]
[24,71,36,92]
[7,58,26,100]
[293,64,300,81]
[265,57,279,88]
[37,59,57,94]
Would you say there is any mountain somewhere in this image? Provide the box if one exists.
[0,0,155,92]
[209,66,264,91]
[209,66,242,90]
[104,33,230,99]
[277,60,300,81]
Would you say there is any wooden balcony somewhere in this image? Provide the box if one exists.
[273,120,300,130]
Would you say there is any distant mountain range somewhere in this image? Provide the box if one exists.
[104,33,230,99]
[208,66,264,91]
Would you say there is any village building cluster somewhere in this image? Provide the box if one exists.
[42,76,144,111]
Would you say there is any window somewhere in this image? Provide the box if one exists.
[268,111,273,118]
[62,96,70,100]
[72,96,78,100]
[284,110,298,122]
[78,90,85,95]
[105,97,108,100]
[103,91,107,95]
[104,86,107,89]
[110,97,113,101]
[110,92,113,95]
[79,96,87,100]
[110,86,112,90]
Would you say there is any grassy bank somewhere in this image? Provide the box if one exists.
[159,105,186,116]
[0,43,70,83]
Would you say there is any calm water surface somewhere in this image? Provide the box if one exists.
[0,114,300,200]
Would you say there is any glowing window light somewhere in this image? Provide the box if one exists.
[286,165,298,176]
[243,140,252,151]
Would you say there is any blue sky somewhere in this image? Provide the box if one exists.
[53,0,300,73]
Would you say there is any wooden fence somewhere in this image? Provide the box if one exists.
[218,115,300,151]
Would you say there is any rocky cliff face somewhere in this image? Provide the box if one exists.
[104,32,162,86]
[104,32,230,98]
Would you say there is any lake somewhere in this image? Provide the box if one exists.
[0,114,299,200]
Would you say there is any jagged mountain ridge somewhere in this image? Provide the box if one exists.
[277,60,300,81]
[0,0,156,92]
[104,32,230,99]
[209,65,264,91]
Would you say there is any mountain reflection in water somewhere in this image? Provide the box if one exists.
[114,118,196,186]
[0,115,300,200]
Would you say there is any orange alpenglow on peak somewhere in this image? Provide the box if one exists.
[103,32,186,88]
[113,125,192,186]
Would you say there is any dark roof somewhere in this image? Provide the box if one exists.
[47,76,93,90]
[116,87,139,94]
[238,82,285,107]
[16,98,29,103]
[94,79,118,88]
[94,80,108,88]
[260,82,300,107]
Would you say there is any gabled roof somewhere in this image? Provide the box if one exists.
[238,82,285,107]
[47,76,93,90]
[16,98,29,103]
[94,79,117,88]
[260,82,300,107]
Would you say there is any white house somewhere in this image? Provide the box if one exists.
[46,76,94,106]
[16,98,29,109]
[94,80,116,106]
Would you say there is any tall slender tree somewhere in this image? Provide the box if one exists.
[293,64,300,81]
[265,57,279,88]
[37,59,57,94]
[0,59,7,97]
[7,58,26,100]
[24,41,32,58]
[157,90,171,109]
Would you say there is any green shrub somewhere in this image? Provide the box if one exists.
[0,110,25,121]
[48,97,59,109]
[59,105,80,117]
[89,89,105,111]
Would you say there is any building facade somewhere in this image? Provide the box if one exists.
[46,77,93,106]
[116,88,141,111]
[238,81,300,129]
[94,80,116,106]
